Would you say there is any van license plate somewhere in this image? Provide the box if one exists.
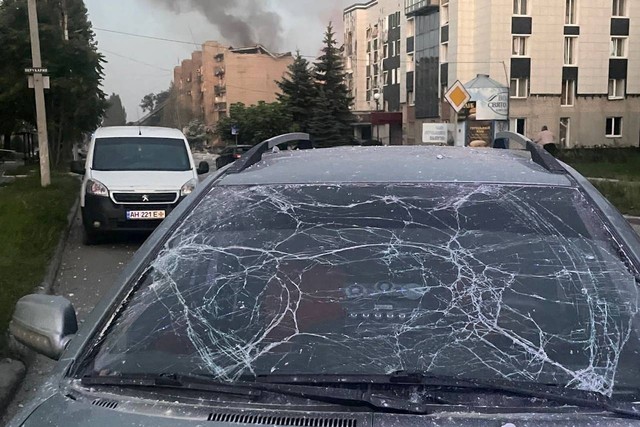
[126,210,166,220]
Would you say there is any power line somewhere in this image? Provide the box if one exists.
[101,48,173,72]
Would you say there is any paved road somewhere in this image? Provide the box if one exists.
[0,213,143,425]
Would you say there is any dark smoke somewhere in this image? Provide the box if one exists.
[155,0,284,50]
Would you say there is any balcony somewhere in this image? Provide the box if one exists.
[405,0,439,16]
[215,53,224,62]
[214,85,226,96]
[215,66,225,76]
[214,102,227,112]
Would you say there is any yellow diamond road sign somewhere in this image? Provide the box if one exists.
[445,80,471,113]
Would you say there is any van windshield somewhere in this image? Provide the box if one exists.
[92,137,191,171]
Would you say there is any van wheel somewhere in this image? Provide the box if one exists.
[82,226,101,246]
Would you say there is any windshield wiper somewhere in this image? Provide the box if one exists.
[251,371,640,420]
[81,373,444,414]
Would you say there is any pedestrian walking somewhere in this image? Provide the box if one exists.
[533,126,557,156]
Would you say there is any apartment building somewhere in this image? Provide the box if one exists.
[174,43,293,128]
[344,0,409,145]
[345,0,640,147]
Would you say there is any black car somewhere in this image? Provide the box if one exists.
[215,144,253,169]
[9,132,640,426]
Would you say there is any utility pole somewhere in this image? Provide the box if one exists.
[27,0,51,187]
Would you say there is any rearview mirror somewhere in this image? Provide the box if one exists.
[70,160,85,175]
[10,294,78,360]
[197,161,210,175]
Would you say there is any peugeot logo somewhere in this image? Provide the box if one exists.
[142,195,150,202]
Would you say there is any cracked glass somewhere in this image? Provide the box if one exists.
[88,183,640,397]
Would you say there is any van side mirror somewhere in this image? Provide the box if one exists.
[197,161,210,175]
[10,295,78,360]
[70,160,85,175]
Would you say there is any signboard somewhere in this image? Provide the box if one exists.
[24,68,48,74]
[231,125,239,136]
[466,87,509,121]
[467,120,493,147]
[444,80,471,113]
[422,123,455,145]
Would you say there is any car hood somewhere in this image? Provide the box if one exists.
[89,170,195,192]
[14,392,640,427]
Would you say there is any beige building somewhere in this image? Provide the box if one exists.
[174,42,293,128]
[345,0,640,147]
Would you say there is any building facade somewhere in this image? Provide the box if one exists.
[174,43,293,129]
[345,0,640,147]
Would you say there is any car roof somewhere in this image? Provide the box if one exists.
[94,126,186,139]
[218,146,574,187]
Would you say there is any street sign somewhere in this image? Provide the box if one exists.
[444,80,471,113]
[24,67,48,74]
[231,125,239,136]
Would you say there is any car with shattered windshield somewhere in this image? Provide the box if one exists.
[8,133,640,426]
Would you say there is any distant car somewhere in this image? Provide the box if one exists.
[70,126,210,244]
[10,132,640,426]
[215,144,253,169]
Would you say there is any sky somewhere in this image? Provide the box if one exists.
[84,0,360,121]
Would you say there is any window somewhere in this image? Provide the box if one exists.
[391,41,396,57]
[511,118,527,135]
[510,78,529,98]
[606,117,623,137]
[391,68,398,85]
[565,0,577,25]
[366,77,371,91]
[383,43,389,58]
[559,118,571,147]
[512,36,529,56]
[408,90,415,105]
[383,71,389,86]
[396,40,401,56]
[611,37,627,57]
[561,79,576,106]
[373,38,378,51]
[564,37,577,65]
[374,51,379,63]
[613,0,627,17]
[609,78,625,99]
[441,5,450,24]
[441,43,449,62]
[513,0,528,15]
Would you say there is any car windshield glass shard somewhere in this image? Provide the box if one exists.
[92,137,191,171]
[86,184,640,398]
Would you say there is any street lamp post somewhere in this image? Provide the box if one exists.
[373,92,381,144]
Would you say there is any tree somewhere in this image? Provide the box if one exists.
[184,119,208,150]
[215,102,293,146]
[102,93,127,126]
[0,0,107,165]
[311,22,354,147]
[276,51,317,133]
[140,89,171,113]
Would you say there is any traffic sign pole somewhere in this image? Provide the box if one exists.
[27,0,51,187]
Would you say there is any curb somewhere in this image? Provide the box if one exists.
[38,197,80,295]
[0,359,25,415]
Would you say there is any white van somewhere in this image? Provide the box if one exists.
[71,126,209,244]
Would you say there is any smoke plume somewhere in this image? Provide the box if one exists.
[155,0,284,50]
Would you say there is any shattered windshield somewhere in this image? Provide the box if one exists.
[88,184,640,397]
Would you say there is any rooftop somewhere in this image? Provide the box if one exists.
[219,146,573,187]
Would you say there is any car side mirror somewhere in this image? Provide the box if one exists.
[70,160,85,175]
[197,161,210,175]
[10,294,78,360]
